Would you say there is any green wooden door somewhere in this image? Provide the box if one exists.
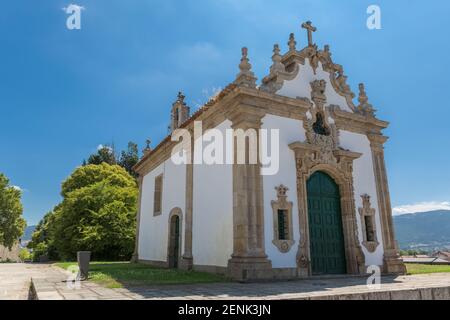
[307,171,346,275]
[173,215,180,268]
[169,215,180,269]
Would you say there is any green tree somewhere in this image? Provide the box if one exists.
[118,142,139,177]
[84,142,140,178]
[52,163,138,260]
[28,210,59,261]
[0,173,26,250]
[86,145,116,165]
[19,248,32,262]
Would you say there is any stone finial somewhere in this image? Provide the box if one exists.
[270,44,286,74]
[288,33,297,51]
[358,83,368,105]
[143,139,152,155]
[171,91,190,132]
[301,20,317,47]
[273,44,281,56]
[275,184,289,198]
[239,47,251,72]
[234,47,257,88]
[356,83,376,116]
[361,194,371,209]
[176,91,185,104]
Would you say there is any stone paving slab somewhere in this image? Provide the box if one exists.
[30,270,450,300]
[3,263,450,300]
[0,263,51,300]
[114,273,450,300]
[30,265,133,300]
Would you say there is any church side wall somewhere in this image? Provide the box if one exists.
[261,114,306,268]
[138,159,186,263]
[339,130,385,267]
[192,120,234,268]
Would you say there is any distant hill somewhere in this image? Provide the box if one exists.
[22,225,36,241]
[394,210,450,252]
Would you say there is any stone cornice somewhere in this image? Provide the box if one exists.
[329,105,389,135]
[133,85,388,177]
[133,87,311,176]
[289,141,363,161]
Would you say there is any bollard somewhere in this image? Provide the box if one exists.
[77,251,91,281]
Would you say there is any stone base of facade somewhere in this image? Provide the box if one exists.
[137,257,405,281]
[227,256,274,282]
[383,256,407,275]
[130,253,139,263]
[138,259,169,268]
[180,256,194,271]
[193,265,228,275]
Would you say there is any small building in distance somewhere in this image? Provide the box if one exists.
[433,251,450,262]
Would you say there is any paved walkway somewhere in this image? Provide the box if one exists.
[0,263,49,300]
[113,273,450,300]
[2,263,450,300]
[31,266,450,300]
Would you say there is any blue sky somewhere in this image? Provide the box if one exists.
[1,1,450,225]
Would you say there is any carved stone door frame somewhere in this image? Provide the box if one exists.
[290,142,366,277]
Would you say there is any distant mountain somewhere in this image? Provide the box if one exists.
[22,225,36,241]
[394,210,450,252]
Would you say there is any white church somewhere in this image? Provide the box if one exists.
[132,21,405,281]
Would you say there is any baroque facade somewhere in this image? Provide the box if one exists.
[132,22,406,281]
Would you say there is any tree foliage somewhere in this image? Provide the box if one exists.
[86,146,116,166]
[85,142,139,178]
[30,164,138,261]
[28,210,59,261]
[0,173,26,250]
[118,142,139,178]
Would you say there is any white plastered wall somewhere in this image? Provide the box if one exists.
[138,158,186,262]
[192,120,234,267]
[261,114,306,268]
[339,131,385,267]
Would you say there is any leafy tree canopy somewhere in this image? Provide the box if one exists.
[118,142,139,178]
[0,173,26,250]
[31,164,138,261]
[84,142,140,178]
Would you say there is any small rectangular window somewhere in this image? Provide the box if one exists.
[277,209,288,240]
[365,216,375,242]
[153,174,163,216]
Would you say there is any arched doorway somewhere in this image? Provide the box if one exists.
[307,171,346,275]
[168,214,181,269]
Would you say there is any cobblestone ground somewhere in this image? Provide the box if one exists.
[2,263,450,300]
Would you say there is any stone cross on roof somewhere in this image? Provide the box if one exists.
[301,21,317,47]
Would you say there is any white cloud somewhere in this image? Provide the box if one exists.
[12,185,28,193]
[97,144,114,151]
[191,86,223,109]
[393,201,450,215]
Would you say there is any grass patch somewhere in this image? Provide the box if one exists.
[54,261,228,288]
[405,263,450,275]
